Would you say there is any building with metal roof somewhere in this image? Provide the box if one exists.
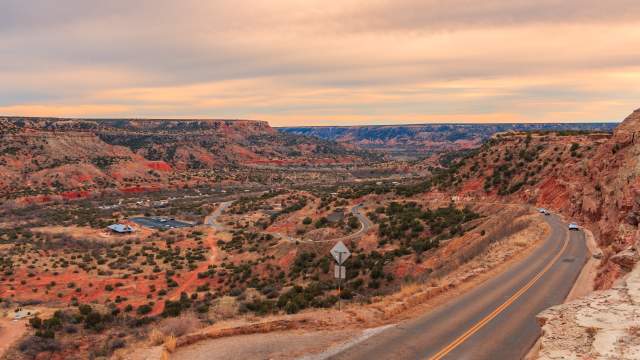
[107,224,135,233]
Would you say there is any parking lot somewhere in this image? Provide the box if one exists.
[130,217,194,229]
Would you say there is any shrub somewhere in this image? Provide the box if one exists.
[64,325,78,334]
[29,317,42,329]
[314,217,328,228]
[84,311,104,331]
[108,338,126,353]
[137,304,152,316]
[79,304,92,315]
[19,336,61,357]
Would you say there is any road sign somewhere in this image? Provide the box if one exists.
[334,265,346,279]
[330,241,351,264]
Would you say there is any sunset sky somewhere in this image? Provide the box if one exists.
[2,0,640,126]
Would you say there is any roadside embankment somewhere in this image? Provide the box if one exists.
[536,242,640,359]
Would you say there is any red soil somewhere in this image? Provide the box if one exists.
[277,249,298,269]
[74,174,93,182]
[61,190,91,200]
[146,161,172,172]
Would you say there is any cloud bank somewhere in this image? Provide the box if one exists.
[1,0,639,125]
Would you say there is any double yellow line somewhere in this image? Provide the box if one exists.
[429,231,569,360]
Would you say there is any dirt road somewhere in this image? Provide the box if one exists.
[0,318,27,358]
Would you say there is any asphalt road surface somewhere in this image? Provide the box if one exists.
[329,214,588,360]
[348,204,374,238]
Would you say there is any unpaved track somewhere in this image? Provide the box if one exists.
[329,214,588,360]
[0,319,27,358]
[205,201,233,231]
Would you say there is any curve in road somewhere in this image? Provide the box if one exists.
[271,203,372,244]
[328,213,588,360]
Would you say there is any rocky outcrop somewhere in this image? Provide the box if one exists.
[536,262,640,359]
[442,107,640,357]
[610,245,640,272]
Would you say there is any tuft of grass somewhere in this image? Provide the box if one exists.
[164,335,177,353]
[148,328,164,346]
[161,350,170,360]
[160,313,199,337]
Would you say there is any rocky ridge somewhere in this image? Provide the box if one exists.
[445,109,640,289]
[0,117,371,202]
[533,109,640,358]
[280,123,617,159]
[430,109,640,357]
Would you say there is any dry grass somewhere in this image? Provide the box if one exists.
[148,328,165,346]
[164,335,177,353]
[159,313,199,337]
[111,348,127,360]
[161,350,170,360]
[174,319,300,349]
[372,281,445,319]
[213,296,238,319]
[398,282,422,295]
[514,240,529,247]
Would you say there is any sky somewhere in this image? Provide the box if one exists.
[1,0,640,126]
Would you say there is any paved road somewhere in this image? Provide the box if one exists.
[267,203,373,244]
[336,203,374,242]
[329,214,588,360]
[204,201,233,231]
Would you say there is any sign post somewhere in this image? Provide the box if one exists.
[330,241,351,310]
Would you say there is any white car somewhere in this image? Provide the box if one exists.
[538,208,547,213]
[568,223,580,231]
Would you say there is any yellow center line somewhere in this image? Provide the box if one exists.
[428,229,570,360]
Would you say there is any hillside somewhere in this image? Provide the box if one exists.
[435,109,640,290]
[279,123,617,159]
[0,117,374,202]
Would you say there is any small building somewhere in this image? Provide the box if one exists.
[108,224,135,234]
[14,308,37,320]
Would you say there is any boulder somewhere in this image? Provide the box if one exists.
[610,247,639,271]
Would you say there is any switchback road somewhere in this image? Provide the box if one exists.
[329,213,588,360]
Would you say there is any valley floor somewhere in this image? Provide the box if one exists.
[134,207,551,360]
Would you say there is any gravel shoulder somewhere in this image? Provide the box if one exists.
[172,329,359,360]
